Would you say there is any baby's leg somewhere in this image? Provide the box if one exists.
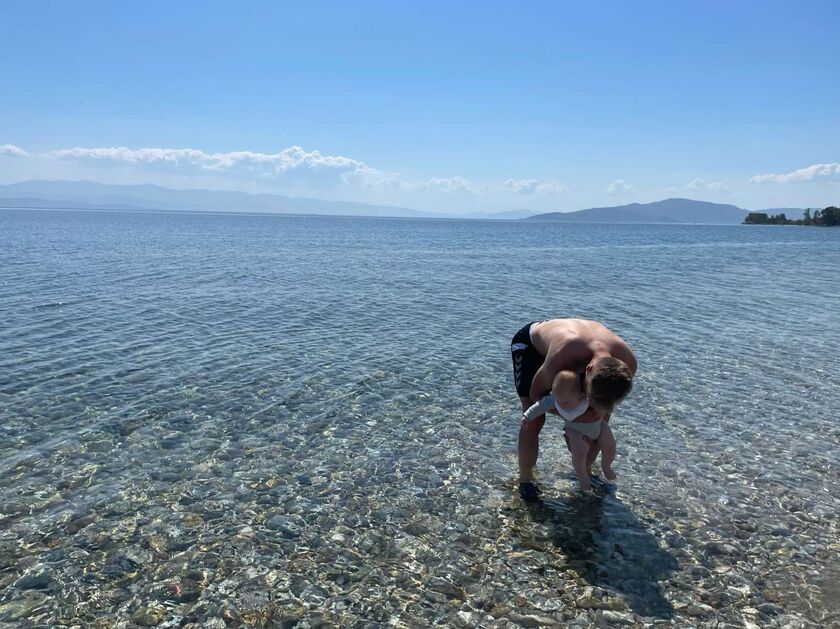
[565,428,593,492]
[585,441,600,476]
[599,423,617,482]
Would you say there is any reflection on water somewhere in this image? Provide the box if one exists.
[1,210,839,627]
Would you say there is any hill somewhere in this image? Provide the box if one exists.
[525,198,748,224]
[0,180,437,219]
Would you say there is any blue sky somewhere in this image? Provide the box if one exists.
[1,1,838,213]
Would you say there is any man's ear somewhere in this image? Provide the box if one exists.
[585,362,594,374]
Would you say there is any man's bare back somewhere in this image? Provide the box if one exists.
[528,319,637,403]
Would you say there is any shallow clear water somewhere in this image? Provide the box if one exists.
[1,209,838,628]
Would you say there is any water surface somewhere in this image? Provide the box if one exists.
[1,209,838,627]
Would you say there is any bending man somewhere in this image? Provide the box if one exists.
[511,318,637,499]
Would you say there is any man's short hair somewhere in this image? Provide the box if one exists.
[589,357,633,409]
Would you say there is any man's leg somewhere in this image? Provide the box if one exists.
[511,321,545,501]
[566,429,593,492]
[518,396,545,482]
[518,396,546,501]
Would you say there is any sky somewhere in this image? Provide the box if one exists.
[1,1,839,214]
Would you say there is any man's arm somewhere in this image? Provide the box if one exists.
[623,351,638,375]
[529,340,591,402]
[614,343,638,375]
[528,363,554,404]
[528,349,573,402]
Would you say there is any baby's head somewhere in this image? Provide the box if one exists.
[551,370,585,408]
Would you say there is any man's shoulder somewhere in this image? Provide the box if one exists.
[536,319,580,342]
[612,344,638,374]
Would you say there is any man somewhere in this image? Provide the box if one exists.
[511,318,637,500]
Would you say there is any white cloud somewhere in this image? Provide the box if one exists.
[0,144,28,157]
[3,142,572,202]
[606,179,634,195]
[416,176,569,195]
[48,144,416,192]
[422,176,475,193]
[501,178,569,195]
[684,178,730,193]
[750,163,840,184]
[502,178,539,194]
[50,145,374,176]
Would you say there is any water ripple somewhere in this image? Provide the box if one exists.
[1,210,838,627]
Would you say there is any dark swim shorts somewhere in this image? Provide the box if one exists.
[511,321,545,398]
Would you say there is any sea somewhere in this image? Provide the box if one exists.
[1,208,838,628]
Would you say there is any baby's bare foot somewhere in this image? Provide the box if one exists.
[602,465,617,483]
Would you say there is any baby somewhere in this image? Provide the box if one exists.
[522,369,617,492]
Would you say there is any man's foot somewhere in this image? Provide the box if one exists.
[518,481,542,502]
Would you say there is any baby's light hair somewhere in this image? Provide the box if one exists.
[551,370,583,407]
[551,369,579,392]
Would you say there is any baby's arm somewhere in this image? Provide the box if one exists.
[522,394,555,422]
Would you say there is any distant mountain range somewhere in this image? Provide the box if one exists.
[0,180,540,221]
[0,180,803,224]
[0,180,438,219]
[525,198,754,224]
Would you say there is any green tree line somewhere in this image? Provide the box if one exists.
[743,206,840,226]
